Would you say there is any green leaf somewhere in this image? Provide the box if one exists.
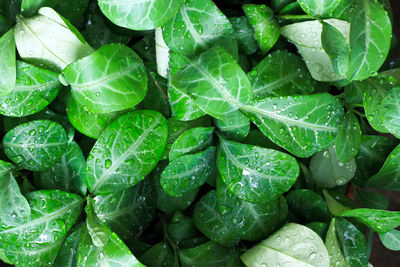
[241,223,330,267]
[3,120,68,171]
[306,222,328,239]
[0,160,19,177]
[241,93,344,157]
[380,86,400,138]
[21,0,60,17]
[0,61,61,117]
[247,50,316,100]
[98,0,183,31]
[139,242,174,267]
[162,0,238,58]
[286,189,331,222]
[0,190,83,266]
[167,52,206,121]
[161,146,216,196]
[354,135,398,184]
[365,143,400,190]
[362,75,397,133]
[169,127,214,160]
[355,189,389,210]
[322,190,353,216]
[193,191,240,246]
[321,21,349,76]
[335,111,361,162]
[179,241,240,267]
[0,29,16,96]
[216,177,281,241]
[167,213,202,247]
[86,110,167,195]
[79,204,144,267]
[81,2,131,49]
[63,43,148,114]
[334,217,368,266]
[92,178,155,241]
[379,229,400,251]
[217,137,299,204]
[344,81,365,106]
[55,0,89,28]
[281,19,350,82]
[172,46,253,119]
[325,218,349,267]
[0,173,30,226]
[229,16,257,55]
[14,7,94,72]
[35,141,86,196]
[53,224,84,267]
[214,112,250,141]
[297,0,342,17]
[152,162,199,214]
[341,208,400,234]
[328,0,355,21]
[243,4,280,54]
[347,0,392,81]
[66,93,129,139]
[310,146,356,188]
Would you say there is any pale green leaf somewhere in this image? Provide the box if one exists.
[0,29,16,96]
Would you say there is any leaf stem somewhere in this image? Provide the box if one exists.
[352,109,366,118]
[275,14,315,20]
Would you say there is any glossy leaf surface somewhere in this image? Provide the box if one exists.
[241,93,344,157]
[3,120,68,171]
[63,43,147,114]
[86,110,167,195]
[0,29,16,96]
[217,138,299,204]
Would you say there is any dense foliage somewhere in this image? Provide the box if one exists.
[0,0,399,266]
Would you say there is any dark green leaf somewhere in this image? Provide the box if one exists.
[179,241,240,267]
[3,120,68,171]
[172,46,252,119]
[243,4,280,54]
[217,137,299,204]
[92,178,155,241]
[247,50,316,100]
[85,110,167,195]
[53,224,84,267]
[0,61,61,117]
[139,242,174,267]
[355,189,389,210]
[322,190,354,216]
[66,93,129,139]
[216,177,281,241]
[380,86,400,138]
[152,162,199,214]
[286,189,331,223]
[335,111,361,162]
[193,190,240,247]
[20,0,60,17]
[162,0,237,58]
[335,217,368,266]
[365,143,400,190]
[297,0,341,17]
[63,44,147,114]
[229,16,257,55]
[169,127,214,160]
[214,112,250,141]
[161,146,216,196]
[0,190,83,266]
[306,222,328,239]
[35,141,86,195]
[142,70,171,118]
[79,203,144,266]
[241,93,344,157]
